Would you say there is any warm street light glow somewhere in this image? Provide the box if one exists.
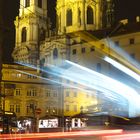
[0,129,123,139]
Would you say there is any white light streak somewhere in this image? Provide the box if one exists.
[104,56,140,82]
[16,61,140,117]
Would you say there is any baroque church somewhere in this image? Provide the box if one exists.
[10,0,140,119]
[12,0,114,66]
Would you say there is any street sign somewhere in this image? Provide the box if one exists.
[35,108,42,115]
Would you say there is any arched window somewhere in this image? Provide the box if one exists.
[39,28,46,41]
[78,8,81,25]
[66,9,72,26]
[53,48,58,59]
[40,58,45,67]
[87,6,94,24]
[58,13,61,31]
[25,0,30,7]
[21,27,27,42]
[38,0,42,8]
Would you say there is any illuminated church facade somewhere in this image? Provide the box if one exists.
[11,0,140,118]
[12,0,114,65]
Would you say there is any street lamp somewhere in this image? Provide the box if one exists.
[30,104,41,133]
[30,104,36,132]
[60,84,65,132]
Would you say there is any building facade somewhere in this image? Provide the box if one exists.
[11,0,140,118]
[2,63,96,118]
[2,64,61,118]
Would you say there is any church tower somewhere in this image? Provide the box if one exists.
[56,0,115,34]
[12,0,48,65]
[56,0,104,34]
[105,0,114,27]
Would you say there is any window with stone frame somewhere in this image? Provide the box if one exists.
[53,48,58,59]
[53,91,57,97]
[21,27,27,42]
[66,9,72,26]
[26,105,30,113]
[39,28,46,41]
[81,47,86,53]
[27,89,37,96]
[10,105,14,112]
[16,88,21,96]
[16,105,20,113]
[72,49,77,55]
[90,46,95,52]
[25,0,30,7]
[38,0,42,8]
[129,38,135,45]
[46,90,51,97]
[78,8,81,25]
[87,6,94,24]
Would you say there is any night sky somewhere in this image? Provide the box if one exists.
[2,0,140,63]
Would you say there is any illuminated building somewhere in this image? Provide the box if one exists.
[1,64,60,118]
[12,0,48,65]
[11,0,140,118]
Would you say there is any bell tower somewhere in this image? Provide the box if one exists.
[56,0,103,34]
[13,0,48,65]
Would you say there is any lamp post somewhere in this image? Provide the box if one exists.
[60,84,65,132]
[30,104,36,132]
[35,108,41,133]
[30,104,41,133]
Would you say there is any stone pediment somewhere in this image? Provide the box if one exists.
[42,40,66,53]
[13,45,30,56]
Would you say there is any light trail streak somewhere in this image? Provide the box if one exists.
[50,61,140,117]
[17,62,126,106]
[47,62,128,106]
[71,31,140,77]
[16,60,140,117]
[0,129,123,139]
[102,132,140,140]
[104,56,140,82]
[65,60,138,99]
[105,38,140,71]
[16,70,95,94]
